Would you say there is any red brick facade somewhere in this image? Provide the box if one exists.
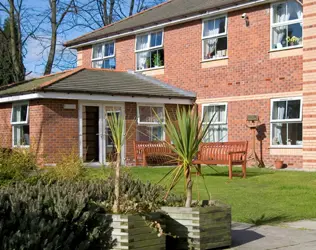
[0,103,12,149]
[78,3,304,168]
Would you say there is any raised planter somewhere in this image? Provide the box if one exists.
[108,213,165,250]
[162,202,231,250]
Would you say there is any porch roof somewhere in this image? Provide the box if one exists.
[0,68,196,100]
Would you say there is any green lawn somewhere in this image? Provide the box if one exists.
[86,166,316,225]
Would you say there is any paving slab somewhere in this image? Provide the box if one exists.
[283,219,316,230]
[228,222,316,250]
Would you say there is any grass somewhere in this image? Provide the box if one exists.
[86,166,316,225]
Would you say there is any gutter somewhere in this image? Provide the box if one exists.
[68,0,275,49]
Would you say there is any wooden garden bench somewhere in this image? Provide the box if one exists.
[192,141,248,179]
[133,141,178,166]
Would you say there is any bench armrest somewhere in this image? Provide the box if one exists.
[228,151,246,155]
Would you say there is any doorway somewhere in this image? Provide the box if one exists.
[79,102,125,165]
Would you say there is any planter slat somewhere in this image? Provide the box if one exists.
[162,203,231,250]
[108,213,165,250]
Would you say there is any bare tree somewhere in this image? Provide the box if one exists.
[0,0,46,82]
[44,0,77,75]
[73,0,164,31]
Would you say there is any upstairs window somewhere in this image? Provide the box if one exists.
[92,41,116,69]
[271,97,302,147]
[202,16,228,60]
[271,1,302,50]
[202,103,228,142]
[11,103,30,147]
[136,105,164,141]
[135,31,164,71]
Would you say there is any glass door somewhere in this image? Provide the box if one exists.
[104,105,124,164]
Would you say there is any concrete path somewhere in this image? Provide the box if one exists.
[228,221,316,249]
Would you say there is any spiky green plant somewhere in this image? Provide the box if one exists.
[106,111,132,213]
[159,105,214,207]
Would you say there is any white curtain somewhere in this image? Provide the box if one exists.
[204,20,219,58]
[287,1,302,20]
[93,44,103,59]
[274,103,285,145]
[136,35,149,69]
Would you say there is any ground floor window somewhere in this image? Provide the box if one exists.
[202,103,228,142]
[136,104,164,141]
[11,102,30,147]
[271,97,302,147]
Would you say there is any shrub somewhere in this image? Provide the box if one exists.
[0,181,114,249]
[45,149,86,181]
[0,148,37,182]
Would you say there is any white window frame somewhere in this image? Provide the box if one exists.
[136,103,165,140]
[270,96,303,148]
[91,41,116,68]
[11,102,30,148]
[135,30,164,71]
[202,15,228,62]
[270,1,303,51]
[202,103,228,142]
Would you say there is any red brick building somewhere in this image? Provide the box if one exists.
[1,0,315,168]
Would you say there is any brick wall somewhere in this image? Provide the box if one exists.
[302,0,316,168]
[0,103,12,149]
[28,99,79,165]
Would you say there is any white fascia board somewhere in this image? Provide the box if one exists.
[0,92,194,105]
[69,0,272,49]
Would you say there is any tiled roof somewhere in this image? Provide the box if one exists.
[0,68,196,100]
[64,0,256,47]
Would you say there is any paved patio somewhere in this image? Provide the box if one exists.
[229,220,316,249]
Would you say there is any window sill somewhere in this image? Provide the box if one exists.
[12,145,30,148]
[269,46,303,59]
[137,67,165,76]
[269,147,303,156]
[201,57,228,68]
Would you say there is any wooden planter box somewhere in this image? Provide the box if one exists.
[161,202,231,250]
[108,213,165,250]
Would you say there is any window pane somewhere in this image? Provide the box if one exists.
[104,42,114,57]
[215,17,226,34]
[103,58,116,69]
[287,0,302,21]
[150,49,164,68]
[92,60,103,68]
[272,122,302,146]
[150,31,163,47]
[139,106,163,123]
[13,125,30,146]
[92,44,103,59]
[272,123,287,145]
[12,104,28,123]
[273,3,286,23]
[203,105,226,123]
[203,124,228,142]
[288,123,302,145]
[136,34,148,50]
[203,17,226,37]
[287,23,302,46]
[136,51,150,70]
[137,125,163,141]
[272,101,286,120]
[272,26,287,49]
[203,37,227,60]
[203,19,214,37]
[287,100,300,119]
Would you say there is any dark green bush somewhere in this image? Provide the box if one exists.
[0,181,114,250]
[0,148,37,182]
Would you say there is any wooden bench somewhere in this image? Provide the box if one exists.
[133,141,178,166]
[192,141,248,179]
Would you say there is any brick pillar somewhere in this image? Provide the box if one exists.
[303,0,316,168]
